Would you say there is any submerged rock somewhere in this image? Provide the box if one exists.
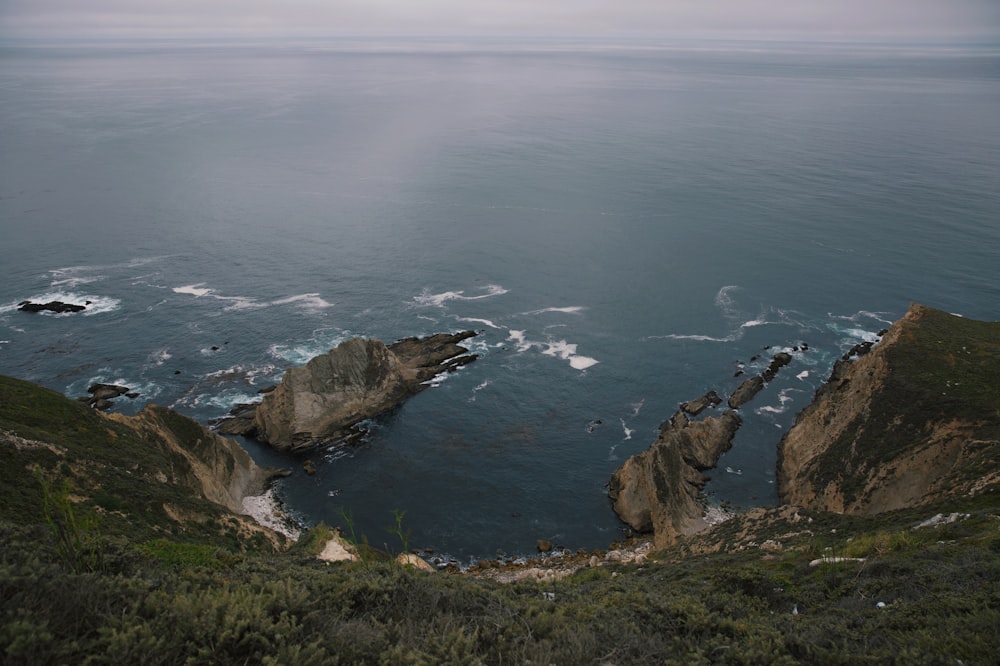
[217,331,478,452]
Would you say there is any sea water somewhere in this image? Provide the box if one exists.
[2,38,998,562]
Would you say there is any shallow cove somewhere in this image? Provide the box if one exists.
[1,38,998,562]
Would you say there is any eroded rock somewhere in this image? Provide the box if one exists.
[217,331,477,452]
[608,409,741,548]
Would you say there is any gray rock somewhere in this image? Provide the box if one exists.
[218,331,477,452]
[728,376,765,408]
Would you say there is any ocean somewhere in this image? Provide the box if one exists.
[2,38,998,563]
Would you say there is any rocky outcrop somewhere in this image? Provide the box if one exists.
[217,331,477,452]
[777,303,1000,514]
[18,300,90,313]
[682,391,722,416]
[727,351,794,408]
[609,409,741,548]
[77,383,134,410]
[727,376,765,409]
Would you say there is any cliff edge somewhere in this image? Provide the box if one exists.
[777,303,1000,514]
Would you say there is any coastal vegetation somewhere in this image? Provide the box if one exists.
[2,303,999,663]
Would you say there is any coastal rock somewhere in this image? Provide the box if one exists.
[608,409,741,548]
[396,553,436,572]
[682,390,722,416]
[762,352,793,381]
[18,300,88,314]
[777,303,1000,514]
[317,532,359,563]
[79,383,132,410]
[728,350,796,408]
[728,376,765,408]
[88,383,130,401]
[218,331,477,452]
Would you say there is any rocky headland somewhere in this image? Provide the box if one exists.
[608,347,800,548]
[777,302,1000,514]
[216,331,478,452]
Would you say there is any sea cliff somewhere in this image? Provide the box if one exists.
[777,302,1000,513]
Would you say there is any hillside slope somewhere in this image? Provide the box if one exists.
[778,303,1000,513]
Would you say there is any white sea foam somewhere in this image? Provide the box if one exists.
[755,388,801,417]
[796,370,810,380]
[269,331,352,365]
[175,284,334,313]
[725,466,743,475]
[271,293,334,310]
[521,306,586,316]
[468,379,491,402]
[147,348,172,366]
[413,284,508,307]
[174,284,213,297]
[456,316,501,329]
[542,340,599,370]
[507,330,533,352]
[630,399,645,416]
[620,418,635,441]
[50,275,103,288]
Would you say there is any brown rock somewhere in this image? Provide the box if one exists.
[609,410,741,548]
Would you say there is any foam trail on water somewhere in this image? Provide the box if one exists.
[468,379,491,402]
[413,284,508,307]
[630,399,645,416]
[620,418,635,441]
[456,316,501,329]
[521,306,586,316]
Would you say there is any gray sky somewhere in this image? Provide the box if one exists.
[1,0,998,41]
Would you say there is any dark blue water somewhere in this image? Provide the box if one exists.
[2,39,999,561]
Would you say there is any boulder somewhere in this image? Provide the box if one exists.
[609,409,741,548]
[217,331,477,452]
[396,553,436,572]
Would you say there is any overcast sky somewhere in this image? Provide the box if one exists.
[1,0,998,42]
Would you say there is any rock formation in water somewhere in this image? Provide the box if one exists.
[18,300,90,313]
[777,303,1000,514]
[217,331,478,452]
[727,351,794,408]
[608,409,741,548]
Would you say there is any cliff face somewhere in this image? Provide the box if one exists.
[777,303,1000,514]
[107,405,278,514]
[0,374,287,547]
[609,410,741,548]
[220,331,477,452]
